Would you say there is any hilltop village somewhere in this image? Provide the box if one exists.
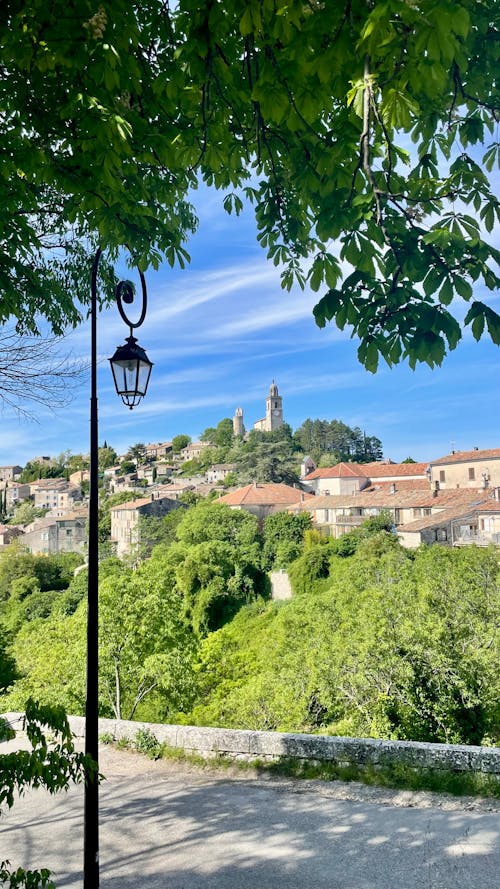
[0,381,499,558]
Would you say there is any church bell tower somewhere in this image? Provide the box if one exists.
[266,381,283,431]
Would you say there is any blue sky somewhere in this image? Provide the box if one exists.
[1,185,499,467]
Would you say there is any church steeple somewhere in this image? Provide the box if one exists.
[265,380,283,431]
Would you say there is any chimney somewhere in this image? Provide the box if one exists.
[433,480,439,498]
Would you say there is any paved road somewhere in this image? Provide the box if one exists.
[2,741,500,888]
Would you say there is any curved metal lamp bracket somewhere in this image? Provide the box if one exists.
[91,246,148,336]
[116,269,147,335]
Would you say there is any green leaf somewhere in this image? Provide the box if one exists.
[454,277,473,300]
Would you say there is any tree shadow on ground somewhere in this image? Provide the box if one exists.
[3,752,500,889]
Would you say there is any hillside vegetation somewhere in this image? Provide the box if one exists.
[1,502,499,746]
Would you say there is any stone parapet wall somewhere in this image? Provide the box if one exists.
[5,712,498,776]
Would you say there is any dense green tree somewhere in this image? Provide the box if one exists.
[262,512,312,570]
[188,540,500,744]
[0,626,17,693]
[200,418,234,451]
[294,418,383,464]
[19,461,65,483]
[172,435,191,454]
[119,459,136,475]
[5,554,197,722]
[127,443,147,465]
[136,508,187,559]
[97,445,118,471]
[173,501,268,632]
[234,431,300,484]
[1,1,499,370]
[7,501,47,527]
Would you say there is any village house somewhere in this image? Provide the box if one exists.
[179,441,211,462]
[136,465,156,484]
[205,463,237,484]
[398,495,500,548]
[428,448,500,490]
[144,441,172,460]
[0,465,22,482]
[31,478,83,514]
[69,469,90,486]
[152,482,196,500]
[21,509,88,555]
[110,494,181,557]
[0,524,23,548]
[290,486,492,547]
[5,483,31,509]
[103,465,122,479]
[303,460,429,495]
[217,482,314,522]
[108,473,139,494]
[300,456,316,479]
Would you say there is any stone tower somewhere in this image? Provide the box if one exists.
[233,407,244,437]
[266,381,283,431]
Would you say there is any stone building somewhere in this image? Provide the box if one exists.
[428,447,500,490]
[233,407,244,437]
[253,381,284,433]
[110,494,181,557]
[217,482,313,522]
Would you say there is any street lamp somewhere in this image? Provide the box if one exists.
[84,248,152,889]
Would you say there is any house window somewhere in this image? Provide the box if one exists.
[439,470,446,482]
[423,508,431,516]
[437,528,447,541]
[413,508,422,518]
[468,468,475,480]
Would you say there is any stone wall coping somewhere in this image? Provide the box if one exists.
[3,712,500,775]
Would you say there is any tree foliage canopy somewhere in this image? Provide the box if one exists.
[294,418,383,463]
[1,0,499,367]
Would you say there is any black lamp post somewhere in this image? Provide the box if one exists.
[84,248,152,889]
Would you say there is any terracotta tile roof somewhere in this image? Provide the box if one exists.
[359,461,429,478]
[110,496,156,511]
[305,463,369,480]
[54,512,87,522]
[305,461,429,481]
[398,508,475,533]
[365,479,430,492]
[218,483,314,506]
[471,501,500,514]
[292,488,488,511]
[430,448,500,466]
[30,478,69,490]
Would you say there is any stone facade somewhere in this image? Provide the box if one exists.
[110,494,182,557]
[21,513,87,555]
[253,381,284,433]
[428,448,500,490]
[233,407,244,437]
[0,465,22,482]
